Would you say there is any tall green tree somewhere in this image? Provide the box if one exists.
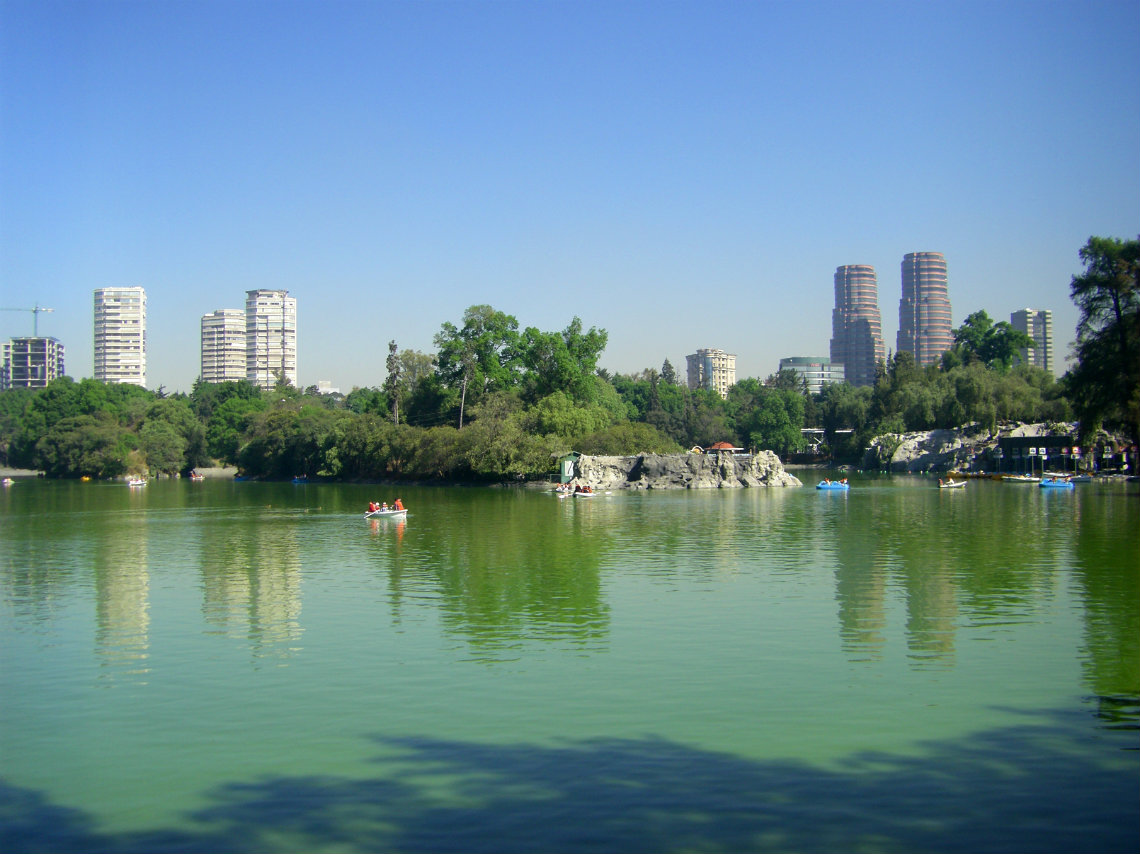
[434,305,520,428]
[385,340,401,425]
[1067,236,1140,453]
[518,317,608,404]
[949,310,1035,370]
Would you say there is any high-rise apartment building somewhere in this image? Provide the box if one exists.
[897,252,953,367]
[245,289,297,391]
[94,287,147,386]
[830,265,885,387]
[1010,308,1053,375]
[200,309,248,383]
[686,348,736,398]
[778,357,845,395]
[1,337,65,389]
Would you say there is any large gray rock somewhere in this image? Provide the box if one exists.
[865,422,1081,472]
[574,451,802,490]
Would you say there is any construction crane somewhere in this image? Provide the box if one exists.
[0,303,55,337]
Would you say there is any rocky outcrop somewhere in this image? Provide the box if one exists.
[865,422,1081,472]
[573,451,802,490]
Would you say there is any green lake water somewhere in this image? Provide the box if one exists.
[2,475,1137,852]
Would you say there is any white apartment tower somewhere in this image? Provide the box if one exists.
[686,348,736,399]
[1010,308,1053,375]
[245,289,297,390]
[200,309,247,383]
[94,287,147,386]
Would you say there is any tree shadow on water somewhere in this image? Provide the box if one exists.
[3,717,1137,854]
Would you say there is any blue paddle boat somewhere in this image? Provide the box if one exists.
[1039,477,1075,490]
[816,480,849,491]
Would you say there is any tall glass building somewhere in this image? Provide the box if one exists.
[897,252,953,367]
[245,289,297,391]
[94,287,147,387]
[830,265,885,387]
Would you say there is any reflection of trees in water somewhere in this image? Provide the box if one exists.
[386,492,612,653]
[199,514,303,660]
[1068,491,1140,697]
[3,714,1136,853]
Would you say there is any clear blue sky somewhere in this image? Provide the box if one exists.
[2,0,1137,393]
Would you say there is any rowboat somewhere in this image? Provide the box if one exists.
[938,479,966,489]
[816,481,849,490]
[364,508,408,519]
[127,478,147,487]
[1039,478,1075,490]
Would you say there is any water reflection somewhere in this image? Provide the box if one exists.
[93,514,150,683]
[199,511,304,661]
[1069,490,1140,698]
[828,481,1094,667]
[383,491,612,657]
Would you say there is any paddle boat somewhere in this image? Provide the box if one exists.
[816,480,849,491]
[1039,477,1075,490]
[1045,471,1090,483]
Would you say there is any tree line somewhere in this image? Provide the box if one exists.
[1,237,1135,480]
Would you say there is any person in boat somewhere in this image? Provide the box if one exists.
[380,501,389,511]
[394,498,404,510]
[368,501,378,513]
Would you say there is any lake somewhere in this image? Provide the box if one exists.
[1,475,1137,853]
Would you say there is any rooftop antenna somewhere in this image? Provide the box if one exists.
[0,303,55,336]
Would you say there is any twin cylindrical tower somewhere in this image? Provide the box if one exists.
[830,252,952,386]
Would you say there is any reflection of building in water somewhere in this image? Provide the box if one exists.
[201,522,303,658]
[902,555,957,663]
[832,498,959,665]
[93,521,150,681]
[834,556,889,660]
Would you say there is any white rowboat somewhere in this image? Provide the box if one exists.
[364,508,407,519]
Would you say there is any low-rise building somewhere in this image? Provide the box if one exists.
[778,357,845,395]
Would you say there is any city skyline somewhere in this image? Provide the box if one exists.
[0,271,1081,393]
[2,1,1136,392]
